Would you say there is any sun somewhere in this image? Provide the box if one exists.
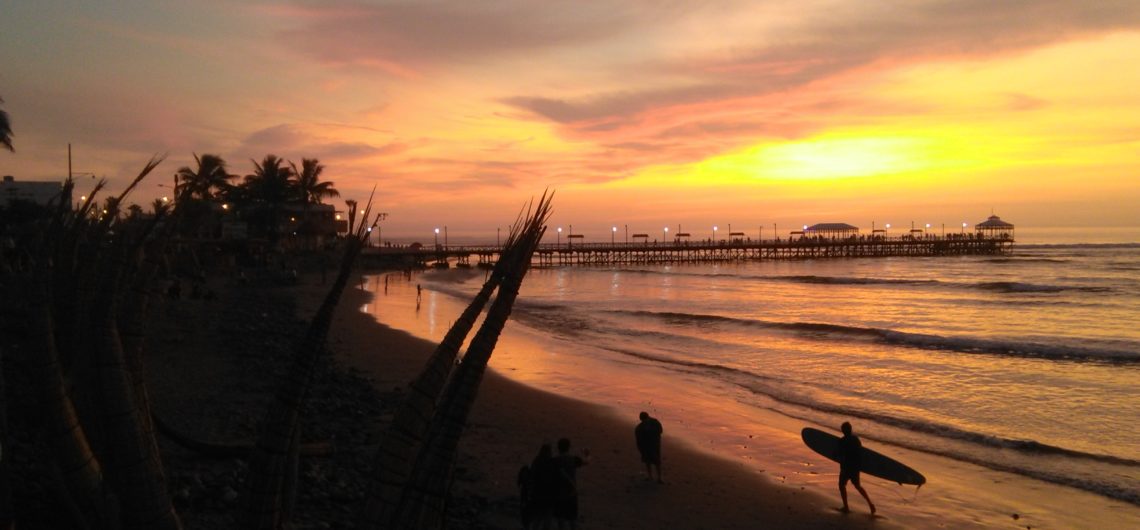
[706,135,937,181]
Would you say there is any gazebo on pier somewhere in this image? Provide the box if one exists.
[975,214,1014,239]
[804,223,860,239]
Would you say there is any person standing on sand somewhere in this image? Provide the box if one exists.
[522,443,556,529]
[635,411,664,483]
[552,438,589,530]
[837,421,875,514]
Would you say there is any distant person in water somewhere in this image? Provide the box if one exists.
[635,411,664,483]
[837,421,875,514]
[416,283,422,302]
[552,438,590,530]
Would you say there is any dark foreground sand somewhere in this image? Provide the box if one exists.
[318,277,889,530]
[128,267,892,529]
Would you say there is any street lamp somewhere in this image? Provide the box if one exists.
[713,225,718,242]
[557,227,562,247]
[962,222,968,234]
[663,226,669,242]
[444,226,448,249]
[612,226,617,245]
[885,223,891,237]
[497,226,501,246]
[434,227,440,247]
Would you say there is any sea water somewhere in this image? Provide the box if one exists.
[362,228,1140,528]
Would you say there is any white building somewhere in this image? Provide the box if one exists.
[1,175,65,207]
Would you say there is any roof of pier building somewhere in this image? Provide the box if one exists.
[804,223,860,236]
[975,215,1014,229]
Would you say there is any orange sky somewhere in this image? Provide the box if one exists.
[2,1,1138,239]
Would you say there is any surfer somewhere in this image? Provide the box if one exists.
[635,411,664,483]
[837,421,876,514]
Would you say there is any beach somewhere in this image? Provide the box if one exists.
[353,245,1140,530]
[323,275,888,529]
[125,266,884,529]
[132,241,1139,529]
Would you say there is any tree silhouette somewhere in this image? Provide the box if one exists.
[0,96,13,152]
[242,155,295,243]
[291,158,339,205]
[175,153,234,201]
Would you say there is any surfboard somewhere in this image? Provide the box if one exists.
[801,427,926,486]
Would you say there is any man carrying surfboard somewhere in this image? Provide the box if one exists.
[837,422,876,515]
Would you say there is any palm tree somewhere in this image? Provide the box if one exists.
[290,158,339,205]
[175,153,233,201]
[345,200,358,235]
[242,155,295,243]
[0,96,12,152]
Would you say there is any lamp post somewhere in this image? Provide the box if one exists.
[497,226,501,246]
[663,226,669,243]
[612,226,617,245]
[962,222,967,234]
[434,227,439,248]
[557,227,562,247]
[624,224,628,244]
[713,225,718,243]
[885,223,891,237]
[444,226,448,249]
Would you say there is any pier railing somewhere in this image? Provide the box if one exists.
[359,233,1014,268]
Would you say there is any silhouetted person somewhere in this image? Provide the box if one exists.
[416,283,422,302]
[552,438,589,530]
[635,411,664,483]
[522,443,556,529]
[837,421,875,514]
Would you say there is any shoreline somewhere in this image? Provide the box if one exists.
[349,269,1140,530]
[320,275,887,529]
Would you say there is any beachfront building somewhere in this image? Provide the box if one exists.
[281,202,338,249]
[1,175,65,207]
[975,214,1014,239]
[803,223,860,239]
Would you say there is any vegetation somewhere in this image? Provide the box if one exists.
[1,143,553,528]
[0,96,11,152]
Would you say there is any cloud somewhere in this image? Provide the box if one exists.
[502,0,1140,128]
[270,0,639,73]
[236,122,403,162]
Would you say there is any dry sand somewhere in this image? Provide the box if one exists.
[318,277,891,529]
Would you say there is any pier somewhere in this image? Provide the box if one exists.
[359,216,1016,269]
[359,233,1014,269]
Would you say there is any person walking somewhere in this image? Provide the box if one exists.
[635,411,664,483]
[837,421,875,514]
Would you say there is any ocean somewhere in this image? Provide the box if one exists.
[362,227,1140,528]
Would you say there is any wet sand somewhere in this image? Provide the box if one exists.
[315,277,888,529]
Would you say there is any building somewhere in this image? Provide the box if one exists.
[974,214,1014,239]
[803,223,860,239]
[1,175,66,207]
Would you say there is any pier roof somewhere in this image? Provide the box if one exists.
[806,223,859,232]
[976,215,1014,228]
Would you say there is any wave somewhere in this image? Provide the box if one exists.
[770,275,937,286]
[598,342,1140,501]
[1019,243,1140,250]
[599,343,1140,504]
[603,268,1111,294]
[981,257,1071,264]
[974,281,1112,293]
[610,310,1140,363]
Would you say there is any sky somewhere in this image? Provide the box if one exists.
[2,0,1139,240]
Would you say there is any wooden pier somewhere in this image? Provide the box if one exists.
[359,234,1014,269]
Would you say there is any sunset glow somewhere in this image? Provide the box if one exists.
[3,1,1139,236]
